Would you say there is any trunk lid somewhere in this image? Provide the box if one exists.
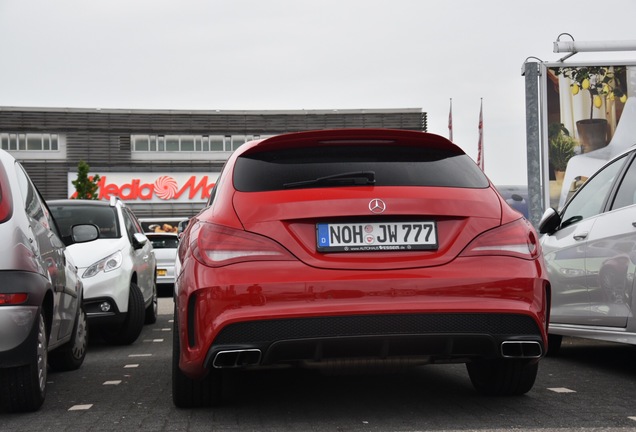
[232,186,502,270]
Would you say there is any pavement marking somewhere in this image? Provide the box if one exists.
[103,380,122,385]
[68,404,93,411]
[124,364,139,368]
[129,353,152,357]
[153,328,171,332]
[143,338,164,343]
[548,387,576,393]
[629,417,636,422]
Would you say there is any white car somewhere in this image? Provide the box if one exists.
[539,144,636,352]
[145,232,179,296]
[139,217,187,235]
[48,198,157,345]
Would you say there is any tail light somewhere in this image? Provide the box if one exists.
[460,218,540,260]
[192,222,295,268]
[0,164,13,224]
[0,293,28,305]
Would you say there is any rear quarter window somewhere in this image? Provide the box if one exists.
[233,145,489,192]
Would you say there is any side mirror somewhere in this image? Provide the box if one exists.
[177,219,190,234]
[538,208,561,235]
[177,218,190,239]
[71,224,100,243]
[132,232,149,249]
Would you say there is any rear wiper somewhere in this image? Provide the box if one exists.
[283,171,376,189]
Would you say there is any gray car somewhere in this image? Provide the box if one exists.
[0,149,98,412]
[540,144,636,352]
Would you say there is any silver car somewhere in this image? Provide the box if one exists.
[0,149,98,412]
[540,144,636,352]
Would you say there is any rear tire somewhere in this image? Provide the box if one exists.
[467,358,538,396]
[172,306,222,408]
[0,311,48,412]
[48,307,88,371]
[102,282,145,345]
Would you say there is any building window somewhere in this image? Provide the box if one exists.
[165,136,180,151]
[181,136,195,152]
[131,134,264,153]
[135,137,149,151]
[210,136,223,151]
[0,132,65,160]
[231,135,245,151]
[130,133,274,162]
[1,133,60,152]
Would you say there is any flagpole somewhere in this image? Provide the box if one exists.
[477,98,484,171]
[448,98,453,141]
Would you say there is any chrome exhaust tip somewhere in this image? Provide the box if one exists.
[213,349,262,368]
[501,341,542,358]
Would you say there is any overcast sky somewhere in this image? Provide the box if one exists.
[2,0,636,185]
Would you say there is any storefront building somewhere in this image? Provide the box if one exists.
[0,107,426,218]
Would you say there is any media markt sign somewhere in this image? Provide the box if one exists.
[67,172,219,203]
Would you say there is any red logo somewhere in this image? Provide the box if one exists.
[70,175,215,201]
[154,176,179,200]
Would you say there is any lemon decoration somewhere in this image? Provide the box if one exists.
[555,66,627,115]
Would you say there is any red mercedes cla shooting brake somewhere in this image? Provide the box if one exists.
[172,129,549,407]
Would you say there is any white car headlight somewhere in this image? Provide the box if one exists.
[83,251,123,278]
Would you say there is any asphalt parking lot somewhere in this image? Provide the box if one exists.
[3,297,636,432]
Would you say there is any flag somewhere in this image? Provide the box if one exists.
[448,98,453,141]
[477,99,484,171]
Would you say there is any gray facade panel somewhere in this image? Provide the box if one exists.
[21,161,68,199]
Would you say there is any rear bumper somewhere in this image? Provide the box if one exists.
[156,264,175,285]
[0,271,48,367]
[204,313,544,370]
[0,305,40,367]
[176,255,549,378]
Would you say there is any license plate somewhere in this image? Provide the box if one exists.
[157,269,167,277]
[316,221,438,252]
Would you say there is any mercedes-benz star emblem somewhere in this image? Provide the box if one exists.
[369,199,386,214]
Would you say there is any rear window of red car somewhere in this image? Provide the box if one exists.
[233,145,489,192]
